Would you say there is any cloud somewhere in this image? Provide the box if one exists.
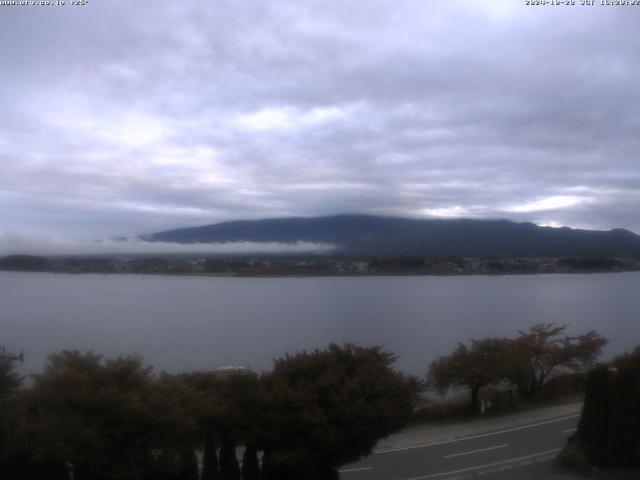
[506,196,591,214]
[1,1,640,237]
[233,106,348,131]
[0,232,336,257]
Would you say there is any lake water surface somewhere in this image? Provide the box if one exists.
[1,271,638,376]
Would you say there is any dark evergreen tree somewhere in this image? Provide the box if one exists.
[34,457,70,480]
[202,432,219,480]
[176,448,199,480]
[577,365,612,465]
[610,369,635,464]
[154,451,178,480]
[241,444,260,480]
[612,346,640,466]
[73,461,98,480]
[138,451,160,480]
[0,351,26,480]
[259,450,273,480]
[219,434,241,480]
[576,346,640,467]
[182,369,264,480]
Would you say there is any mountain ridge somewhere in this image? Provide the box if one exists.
[143,214,640,258]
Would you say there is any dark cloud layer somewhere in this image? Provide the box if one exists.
[1,0,640,243]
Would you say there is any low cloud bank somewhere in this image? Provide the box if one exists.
[0,233,337,257]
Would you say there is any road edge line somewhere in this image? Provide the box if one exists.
[376,413,580,454]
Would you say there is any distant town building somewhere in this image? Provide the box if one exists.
[214,365,254,378]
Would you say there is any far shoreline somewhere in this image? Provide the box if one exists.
[2,267,640,279]
[2,252,640,278]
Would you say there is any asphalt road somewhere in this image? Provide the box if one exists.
[339,413,580,480]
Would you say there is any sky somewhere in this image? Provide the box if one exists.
[1,0,640,251]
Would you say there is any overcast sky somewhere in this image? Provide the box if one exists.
[2,0,640,244]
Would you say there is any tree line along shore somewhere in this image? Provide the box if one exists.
[1,254,640,276]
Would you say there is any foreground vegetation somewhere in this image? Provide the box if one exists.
[1,323,635,479]
[0,344,419,480]
[428,323,607,414]
[560,345,640,470]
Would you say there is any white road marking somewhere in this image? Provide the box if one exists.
[477,451,556,476]
[376,414,579,454]
[562,428,577,433]
[338,466,372,473]
[401,448,561,480]
[443,443,509,459]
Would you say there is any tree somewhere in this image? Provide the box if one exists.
[428,324,608,410]
[146,373,200,447]
[241,445,260,480]
[176,448,199,480]
[30,351,200,480]
[201,431,219,480]
[260,344,419,479]
[575,345,640,467]
[219,435,241,480]
[180,371,221,480]
[0,348,25,479]
[0,349,23,398]
[575,365,613,465]
[506,323,607,398]
[611,345,640,374]
[428,338,509,414]
[183,367,267,480]
[30,352,155,479]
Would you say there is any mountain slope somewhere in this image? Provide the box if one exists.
[143,215,640,257]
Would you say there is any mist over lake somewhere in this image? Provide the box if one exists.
[1,271,638,377]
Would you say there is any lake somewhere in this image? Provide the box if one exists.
[1,271,638,376]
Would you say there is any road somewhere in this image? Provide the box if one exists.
[339,413,580,480]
